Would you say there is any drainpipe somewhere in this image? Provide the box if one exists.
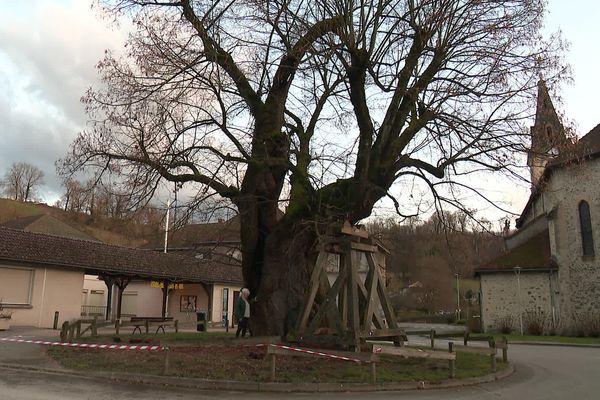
[38,267,48,327]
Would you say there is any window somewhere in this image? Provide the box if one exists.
[579,200,595,256]
[0,266,34,306]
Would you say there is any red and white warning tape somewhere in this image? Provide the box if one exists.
[0,337,162,351]
[269,343,364,363]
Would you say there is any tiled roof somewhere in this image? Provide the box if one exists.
[0,227,243,284]
[142,216,241,250]
[475,230,558,274]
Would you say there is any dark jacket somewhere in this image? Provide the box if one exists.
[234,296,247,321]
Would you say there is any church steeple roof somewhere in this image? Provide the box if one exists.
[527,80,567,188]
[531,79,565,153]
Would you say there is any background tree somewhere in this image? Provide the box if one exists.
[60,0,567,334]
[1,162,45,202]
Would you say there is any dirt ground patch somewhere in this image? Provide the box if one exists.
[46,335,506,384]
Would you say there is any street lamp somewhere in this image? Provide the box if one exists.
[514,267,523,335]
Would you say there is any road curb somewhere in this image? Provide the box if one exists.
[508,341,600,348]
[0,362,515,393]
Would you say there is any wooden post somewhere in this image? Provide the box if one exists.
[75,320,82,338]
[463,331,469,346]
[174,320,179,333]
[115,319,120,336]
[448,342,455,378]
[269,354,276,382]
[91,318,97,337]
[60,321,69,342]
[163,347,170,375]
[161,280,169,318]
[502,337,508,363]
[430,329,435,349]
[99,274,115,321]
[490,341,497,372]
[145,320,150,334]
[347,245,361,352]
[370,361,377,384]
[114,277,131,320]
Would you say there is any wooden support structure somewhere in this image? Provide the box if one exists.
[296,223,403,351]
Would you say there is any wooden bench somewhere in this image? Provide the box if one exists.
[129,317,175,334]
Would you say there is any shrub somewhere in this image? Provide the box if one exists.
[495,315,514,334]
[573,312,600,337]
[523,309,547,335]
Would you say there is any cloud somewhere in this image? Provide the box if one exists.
[0,0,126,203]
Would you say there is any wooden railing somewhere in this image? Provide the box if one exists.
[60,317,179,341]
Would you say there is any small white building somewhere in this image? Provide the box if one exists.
[0,226,242,328]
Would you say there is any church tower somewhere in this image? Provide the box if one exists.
[527,80,568,189]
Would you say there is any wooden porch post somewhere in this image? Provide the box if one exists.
[100,274,115,321]
[200,282,213,321]
[161,279,170,317]
[114,277,131,320]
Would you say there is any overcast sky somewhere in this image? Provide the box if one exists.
[0,0,598,221]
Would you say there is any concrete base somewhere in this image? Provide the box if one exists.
[0,319,10,331]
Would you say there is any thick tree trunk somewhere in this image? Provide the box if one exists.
[251,223,316,336]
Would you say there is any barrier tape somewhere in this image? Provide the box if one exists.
[0,338,162,351]
[269,343,365,363]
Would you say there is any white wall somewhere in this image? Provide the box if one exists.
[1,263,84,328]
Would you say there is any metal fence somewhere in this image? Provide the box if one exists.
[80,305,107,317]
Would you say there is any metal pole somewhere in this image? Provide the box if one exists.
[456,273,461,321]
[163,201,171,318]
[514,267,523,335]
[164,199,171,254]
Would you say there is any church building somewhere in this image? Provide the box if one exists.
[476,80,600,334]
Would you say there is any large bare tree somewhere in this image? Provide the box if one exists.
[60,0,567,334]
[2,162,45,202]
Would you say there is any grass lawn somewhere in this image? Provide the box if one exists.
[47,333,506,384]
[472,333,600,345]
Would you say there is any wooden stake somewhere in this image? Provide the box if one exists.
[163,347,170,375]
[270,354,276,382]
[370,362,377,384]
[448,342,455,378]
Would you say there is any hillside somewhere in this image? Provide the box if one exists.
[0,198,155,247]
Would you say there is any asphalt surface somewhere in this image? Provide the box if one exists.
[1,328,599,399]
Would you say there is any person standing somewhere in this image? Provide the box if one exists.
[234,288,251,337]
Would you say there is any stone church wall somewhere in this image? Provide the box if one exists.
[539,158,600,330]
[480,271,554,333]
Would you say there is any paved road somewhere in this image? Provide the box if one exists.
[1,344,599,399]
